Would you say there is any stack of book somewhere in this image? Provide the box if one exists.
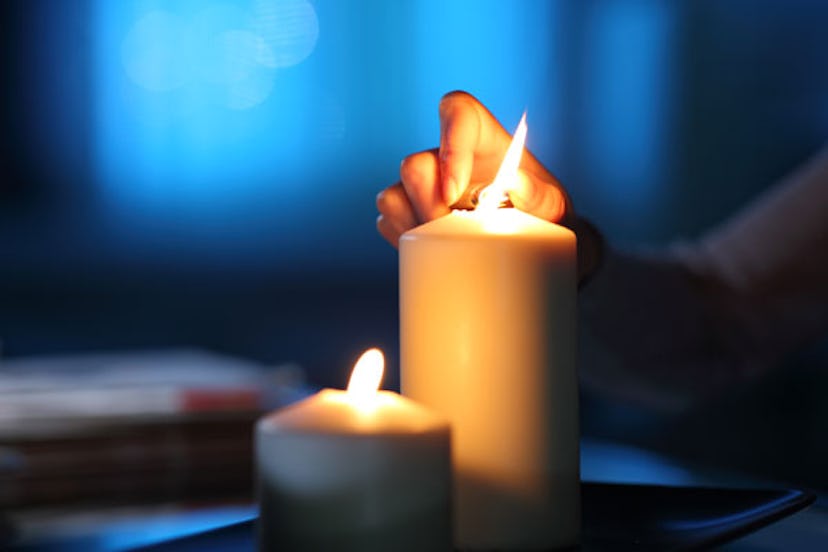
[0,349,308,509]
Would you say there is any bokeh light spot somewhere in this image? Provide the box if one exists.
[216,30,271,84]
[121,11,193,91]
[192,4,254,84]
[226,65,277,110]
[121,3,298,111]
[252,0,319,68]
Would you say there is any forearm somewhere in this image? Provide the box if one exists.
[578,146,828,409]
[578,250,727,410]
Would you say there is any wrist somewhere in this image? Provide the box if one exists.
[572,216,605,288]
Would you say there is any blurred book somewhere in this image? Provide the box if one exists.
[0,349,311,509]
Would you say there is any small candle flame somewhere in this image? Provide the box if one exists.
[476,112,528,212]
[347,348,384,404]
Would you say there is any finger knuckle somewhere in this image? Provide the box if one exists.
[376,215,400,246]
[376,189,389,211]
[377,214,392,236]
[399,155,424,184]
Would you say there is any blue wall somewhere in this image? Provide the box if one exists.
[6,0,826,274]
[1,0,827,364]
[1,0,827,489]
[86,0,568,270]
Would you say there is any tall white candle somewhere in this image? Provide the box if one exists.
[399,117,580,550]
[256,349,452,552]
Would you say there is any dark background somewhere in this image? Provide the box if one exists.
[1,1,827,489]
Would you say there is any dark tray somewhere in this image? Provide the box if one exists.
[131,482,814,551]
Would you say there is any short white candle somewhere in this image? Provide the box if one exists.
[256,348,452,552]
[400,115,580,550]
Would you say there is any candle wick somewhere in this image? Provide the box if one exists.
[474,112,527,212]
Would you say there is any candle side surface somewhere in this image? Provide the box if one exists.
[400,208,580,550]
[256,391,452,551]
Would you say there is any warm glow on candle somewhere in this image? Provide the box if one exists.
[257,342,452,550]
[476,112,528,212]
[347,348,384,405]
[400,109,579,545]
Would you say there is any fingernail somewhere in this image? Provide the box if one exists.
[445,176,461,206]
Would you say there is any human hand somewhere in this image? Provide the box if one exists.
[376,90,575,245]
[376,90,602,283]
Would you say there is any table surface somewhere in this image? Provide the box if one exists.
[5,438,827,551]
[585,439,828,551]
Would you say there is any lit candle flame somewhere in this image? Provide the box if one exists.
[347,348,384,405]
[476,112,527,212]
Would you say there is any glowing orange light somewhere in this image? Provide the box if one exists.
[347,348,384,405]
[476,112,527,212]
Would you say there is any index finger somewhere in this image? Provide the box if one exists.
[438,91,508,206]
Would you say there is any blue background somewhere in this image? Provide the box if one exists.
[1,0,827,487]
